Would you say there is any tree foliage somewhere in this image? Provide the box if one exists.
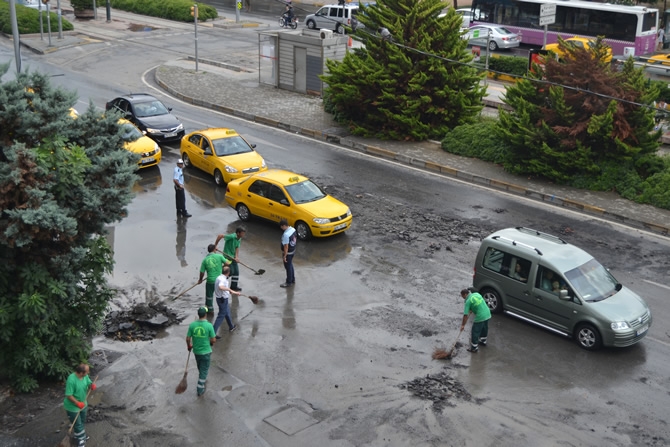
[0,64,137,392]
[497,37,662,187]
[321,0,486,141]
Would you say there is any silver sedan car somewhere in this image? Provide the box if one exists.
[465,25,521,51]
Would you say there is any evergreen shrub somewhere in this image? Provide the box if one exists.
[110,0,218,22]
[0,2,73,34]
[488,55,527,77]
[441,117,508,163]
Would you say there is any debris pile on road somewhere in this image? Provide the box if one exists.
[103,303,184,342]
[400,372,473,411]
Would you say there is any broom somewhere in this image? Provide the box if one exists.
[175,351,191,394]
[239,293,259,304]
[57,375,98,447]
[171,282,200,301]
[433,316,470,360]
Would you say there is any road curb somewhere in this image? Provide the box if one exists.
[153,66,670,237]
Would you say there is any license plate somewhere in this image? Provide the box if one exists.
[142,157,155,164]
[164,132,177,137]
[636,324,649,336]
[334,223,347,231]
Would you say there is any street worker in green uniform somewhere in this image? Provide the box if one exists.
[63,363,96,447]
[460,288,492,353]
[198,244,230,311]
[186,306,217,396]
[215,227,246,291]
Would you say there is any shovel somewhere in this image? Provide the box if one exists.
[216,250,265,275]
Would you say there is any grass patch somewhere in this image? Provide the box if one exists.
[0,3,73,34]
[110,0,218,22]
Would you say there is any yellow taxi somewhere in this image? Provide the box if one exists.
[180,128,267,186]
[544,37,613,63]
[225,169,353,240]
[120,119,162,169]
[646,53,670,66]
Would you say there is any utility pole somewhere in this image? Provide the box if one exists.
[236,0,241,23]
[56,0,62,39]
[191,4,199,72]
[9,0,21,74]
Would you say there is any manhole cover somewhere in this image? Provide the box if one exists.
[128,24,157,32]
[264,407,318,435]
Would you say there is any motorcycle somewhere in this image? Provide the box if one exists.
[279,14,298,29]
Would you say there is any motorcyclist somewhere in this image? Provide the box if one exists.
[282,1,294,26]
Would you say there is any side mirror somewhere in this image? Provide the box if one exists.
[251,143,257,149]
[168,107,173,112]
[558,289,570,300]
[280,199,289,206]
[204,148,212,156]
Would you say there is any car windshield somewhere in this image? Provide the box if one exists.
[495,27,513,35]
[212,136,253,157]
[284,180,326,204]
[121,123,143,141]
[134,100,169,118]
[563,258,619,302]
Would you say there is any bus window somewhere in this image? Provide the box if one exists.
[642,11,657,32]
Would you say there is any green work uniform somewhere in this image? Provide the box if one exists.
[464,292,491,349]
[63,373,92,443]
[223,233,242,290]
[200,253,227,308]
[187,319,215,396]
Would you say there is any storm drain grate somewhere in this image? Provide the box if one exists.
[264,407,319,436]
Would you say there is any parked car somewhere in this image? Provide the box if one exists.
[544,37,613,63]
[225,169,352,240]
[105,93,184,143]
[472,227,652,350]
[119,119,161,169]
[180,128,267,186]
[465,25,520,51]
[305,3,360,34]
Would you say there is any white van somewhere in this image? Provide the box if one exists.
[305,4,360,34]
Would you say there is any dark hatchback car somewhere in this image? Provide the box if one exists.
[105,93,185,143]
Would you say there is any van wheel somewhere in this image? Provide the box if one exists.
[575,324,602,351]
[481,288,503,314]
[336,23,344,34]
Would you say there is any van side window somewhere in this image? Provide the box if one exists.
[536,267,565,294]
[508,257,530,283]
[482,247,504,273]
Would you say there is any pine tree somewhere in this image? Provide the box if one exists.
[322,0,485,141]
[0,64,137,392]
[497,37,661,186]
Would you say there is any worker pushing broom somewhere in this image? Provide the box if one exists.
[433,288,491,360]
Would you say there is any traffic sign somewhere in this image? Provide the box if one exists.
[540,3,556,17]
[539,15,555,26]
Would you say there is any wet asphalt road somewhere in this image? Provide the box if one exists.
[2,13,670,447]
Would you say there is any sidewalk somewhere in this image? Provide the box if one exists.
[13,5,670,236]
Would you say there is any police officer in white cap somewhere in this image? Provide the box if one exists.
[173,159,192,218]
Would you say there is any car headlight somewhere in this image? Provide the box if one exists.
[346,208,351,217]
[313,218,330,224]
[224,165,239,174]
[176,123,184,131]
[261,159,267,168]
[611,321,630,331]
[154,143,161,153]
[145,127,159,134]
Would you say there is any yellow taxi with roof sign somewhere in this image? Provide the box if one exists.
[225,169,352,240]
[180,128,267,186]
[119,119,162,169]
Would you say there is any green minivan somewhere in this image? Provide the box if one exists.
[473,227,652,350]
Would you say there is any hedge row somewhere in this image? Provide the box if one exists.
[109,0,218,23]
[0,3,74,34]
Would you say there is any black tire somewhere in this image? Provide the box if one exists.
[290,19,298,29]
[182,153,191,168]
[306,19,316,29]
[237,203,252,221]
[488,40,499,51]
[575,323,602,351]
[480,288,503,314]
[295,220,311,240]
[278,17,285,27]
[336,23,344,34]
[214,169,224,186]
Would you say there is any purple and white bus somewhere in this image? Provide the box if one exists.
[469,0,658,56]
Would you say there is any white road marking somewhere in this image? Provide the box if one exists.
[643,279,670,291]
